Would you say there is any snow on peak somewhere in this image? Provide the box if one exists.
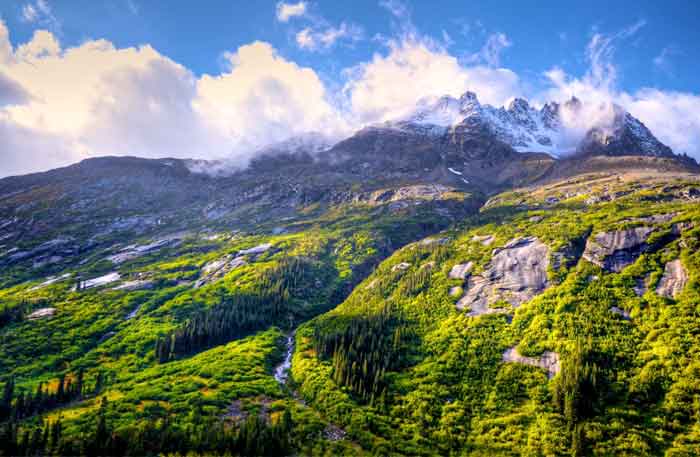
[386,91,672,158]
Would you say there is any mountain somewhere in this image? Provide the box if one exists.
[386,91,675,159]
[0,90,699,456]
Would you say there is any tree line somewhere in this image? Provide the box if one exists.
[156,257,318,362]
[0,396,296,457]
[0,370,105,423]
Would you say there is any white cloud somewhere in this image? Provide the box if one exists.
[343,38,521,124]
[379,0,409,19]
[276,1,307,22]
[295,22,363,51]
[621,90,700,157]
[467,32,511,67]
[21,4,38,22]
[195,41,347,155]
[0,22,346,176]
[539,21,700,158]
[20,0,59,31]
[653,45,681,77]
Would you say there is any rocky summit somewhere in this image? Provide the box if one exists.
[1,89,700,457]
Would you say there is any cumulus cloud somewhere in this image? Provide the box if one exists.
[295,22,363,51]
[343,37,521,124]
[195,41,347,154]
[276,1,307,22]
[0,21,345,177]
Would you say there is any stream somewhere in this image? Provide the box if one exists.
[274,331,295,385]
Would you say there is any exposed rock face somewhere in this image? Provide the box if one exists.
[366,184,454,205]
[502,347,560,379]
[656,259,688,298]
[392,262,411,272]
[27,307,56,320]
[610,306,632,320]
[582,227,655,272]
[113,280,155,291]
[457,237,550,315]
[107,238,180,264]
[78,272,121,290]
[471,234,495,246]
[238,243,272,256]
[196,255,248,288]
[448,262,473,279]
[420,237,449,246]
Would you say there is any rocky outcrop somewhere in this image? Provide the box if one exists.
[610,306,631,320]
[107,238,180,264]
[448,262,473,279]
[656,259,688,298]
[582,227,655,272]
[77,272,121,290]
[366,184,454,205]
[392,262,411,272]
[196,255,248,288]
[113,280,155,291]
[457,237,550,315]
[502,347,560,379]
[471,234,494,246]
[27,307,56,320]
[238,243,272,256]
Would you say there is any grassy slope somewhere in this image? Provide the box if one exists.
[293,173,700,456]
[0,195,477,453]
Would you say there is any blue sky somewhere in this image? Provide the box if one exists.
[1,0,700,176]
[2,0,697,93]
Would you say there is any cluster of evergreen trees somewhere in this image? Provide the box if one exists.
[0,301,26,327]
[553,340,609,456]
[156,257,318,362]
[0,370,102,423]
[0,396,296,457]
[313,305,413,404]
[0,418,62,457]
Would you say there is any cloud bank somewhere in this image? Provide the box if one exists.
[1,13,700,178]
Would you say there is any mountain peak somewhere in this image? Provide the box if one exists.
[388,90,674,159]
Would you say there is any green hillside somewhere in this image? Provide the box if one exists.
[2,171,700,456]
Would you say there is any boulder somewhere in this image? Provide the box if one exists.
[392,262,411,272]
[457,236,550,315]
[502,347,560,379]
[448,261,473,280]
[471,234,495,246]
[582,226,655,272]
[656,259,688,298]
[610,306,631,320]
[238,243,272,256]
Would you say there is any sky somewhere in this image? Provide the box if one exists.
[1,0,699,177]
